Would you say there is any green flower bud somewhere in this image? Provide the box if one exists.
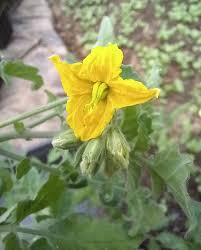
[52,129,80,149]
[105,128,130,176]
[80,137,104,177]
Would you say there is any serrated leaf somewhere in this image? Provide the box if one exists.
[16,158,31,179]
[4,61,43,90]
[13,121,25,134]
[94,16,114,47]
[156,232,188,250]
[149,146,201,238]
[30,238,53,250]
[48,215,143,250]
[16,174,65,222]
[128,194,167,236]
[121,64,144,83]
[151,146,193,217]
[127,171,167,236]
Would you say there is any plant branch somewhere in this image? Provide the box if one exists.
[27,111,59,128]
[0,130,58,142]
[0,148,58,174]
[0,224,49,238]
[0,224,136,243]
[0,97,67,128]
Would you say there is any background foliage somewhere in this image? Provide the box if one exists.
[0,1,201,249]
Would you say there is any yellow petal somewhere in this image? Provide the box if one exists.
[109,77,160,109]
[49,55,92,96]
[67,95,114,141]
[80,44,123,83]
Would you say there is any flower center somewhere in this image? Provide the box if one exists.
[86,82,109,112]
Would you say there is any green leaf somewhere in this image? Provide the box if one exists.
[33,174,65,211]
[0,168,13,196]
[151,146,193,218]
[121,106,139,140]
[135,113,152,151]
[127,170,167,236]
[148,239,161,250]
[128,192,167,236]
[129,152,142,187]
[187,200,201,243]
[4,61,43,90]
[121,64,144,83]
[156,232,188,250]
[48,215,143,250]
[121,105,153,151]
[95,16,114,47]
[3,233,21,250]
[16,174,65,222]
[149,146,201,238]
[150,170,165,199]
[30,238,53,250]
[189,242,201,250]
[3,168,43,209]
[186,139,201,153]
[16,158,31,179]
[13,121,25,134]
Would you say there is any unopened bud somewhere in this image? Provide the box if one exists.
[80,137,104,177]
[105,128,130,176]
[52,129,80,149]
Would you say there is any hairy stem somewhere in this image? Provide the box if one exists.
[0,130,58,142]
[0,148,58,174]
[27,111,59,129]
[0,224,50,238]
[0,97,67,128]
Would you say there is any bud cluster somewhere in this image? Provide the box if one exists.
[52,127,130,177]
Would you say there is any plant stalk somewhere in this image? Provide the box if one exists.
[0,224,49,238]
[0,148,58,174]
[0,130,58,142]
[28,111,59,129]
[0,97,67,128]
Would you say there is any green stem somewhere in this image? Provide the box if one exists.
[0,97,67,128]
[0,148,58,174]
[0,130,58,142]
[0,224,133,243]
[0,224,49,238]
[89,179,126,192]
[28,111,59,129]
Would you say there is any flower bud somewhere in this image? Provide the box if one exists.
[52,129,80,149]
[105,128,130,176]
[80,137,104,177]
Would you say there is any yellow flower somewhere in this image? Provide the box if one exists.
[49,44,160,141]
